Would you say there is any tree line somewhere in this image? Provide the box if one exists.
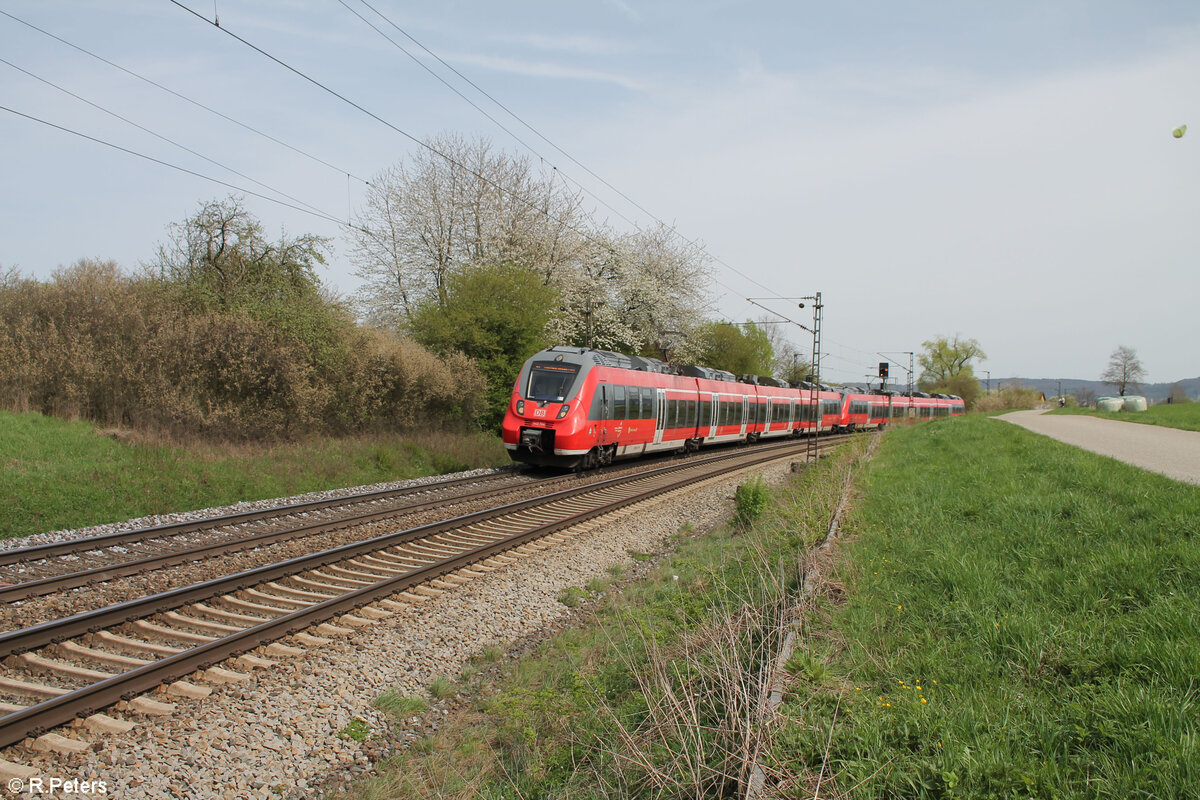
[3,132,1017,440]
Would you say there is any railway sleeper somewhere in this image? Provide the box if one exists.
[160,611,242,635]
[130,620,215,645]
[282,576,345,595]
[307,567,368,586]
[18,653,115,682]
[220,594,294,616]
[91,630,183,657]
[253,585,319,604]
[53,641,152,669]
[190,602,271,626]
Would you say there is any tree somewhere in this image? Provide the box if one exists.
[779,351,813,385]
[694,322,774,377]
[544,223,711,363]
[409,262,559,428]
[1075,387,1096,407]
[918,334,986,408]
[1167,383,1190,404]
[1100,345,1146,396]
[150,196,329,316]
[351,134,713,363]
[349,133,587,327]
[749,316,811,383]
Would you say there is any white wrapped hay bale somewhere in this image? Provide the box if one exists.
[1122,395,1148,412]
[1097,397,1125,412]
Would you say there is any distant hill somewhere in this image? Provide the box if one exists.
[988,377,1200,404]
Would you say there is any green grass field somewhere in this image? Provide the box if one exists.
[1053,401,1200,432]
[0,410,508,539]
[777,416,1200,797]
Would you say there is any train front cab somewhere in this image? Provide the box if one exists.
[502,351,592,467]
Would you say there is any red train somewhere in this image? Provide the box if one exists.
[501,347,965,469]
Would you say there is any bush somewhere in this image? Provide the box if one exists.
[0,261,486,439]
[733,475,770,529]
[973,386,1045,413]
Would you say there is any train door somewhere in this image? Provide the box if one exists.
[708,393,718,438]
[653,388,666,445]
[740,396,748,436]
[765,398,773,433]
[596,384,612,446]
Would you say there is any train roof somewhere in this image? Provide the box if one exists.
[541,346,675,374]
[678,364,738,382]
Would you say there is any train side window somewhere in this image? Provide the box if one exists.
[641,388,653,418]
[613,385,626,420]
[625,385,638,419]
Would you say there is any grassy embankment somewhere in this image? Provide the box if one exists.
[0,410,509,539]
[344,415,1198,799]
[767,415,1200,797]
[1052,401,1200,432]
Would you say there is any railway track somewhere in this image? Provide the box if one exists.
[0,435,846,752]
[0,470,536,601]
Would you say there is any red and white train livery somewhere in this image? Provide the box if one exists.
[501,347,963,469]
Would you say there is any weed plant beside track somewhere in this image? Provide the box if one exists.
[779,416,1200,798]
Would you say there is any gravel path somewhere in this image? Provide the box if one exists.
[998,410,1200,486]
[3,458,800,800]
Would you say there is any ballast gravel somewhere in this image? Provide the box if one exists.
[4,459,799,800]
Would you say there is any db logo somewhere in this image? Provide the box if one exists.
[533,409,547,417]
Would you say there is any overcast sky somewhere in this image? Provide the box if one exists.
[2,1,1198,384]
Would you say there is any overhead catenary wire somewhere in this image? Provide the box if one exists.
[0,9,370,186]
[0,57,343,224]
[339,0,643,234]
[0,104,347,227]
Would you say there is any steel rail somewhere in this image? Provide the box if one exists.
[0,469,527,568]
[0,435,844,749]
[0,474,559,602]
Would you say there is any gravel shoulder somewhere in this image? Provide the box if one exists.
[998,409,1200,486]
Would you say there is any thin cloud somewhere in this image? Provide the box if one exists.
[603,0,640,22]
[446,52,649,91]
[492,32,635,56]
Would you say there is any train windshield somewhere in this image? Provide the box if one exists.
[526,361,581,402]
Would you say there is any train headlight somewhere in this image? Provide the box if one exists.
[516,400,525,415]
[557,404,570,419]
